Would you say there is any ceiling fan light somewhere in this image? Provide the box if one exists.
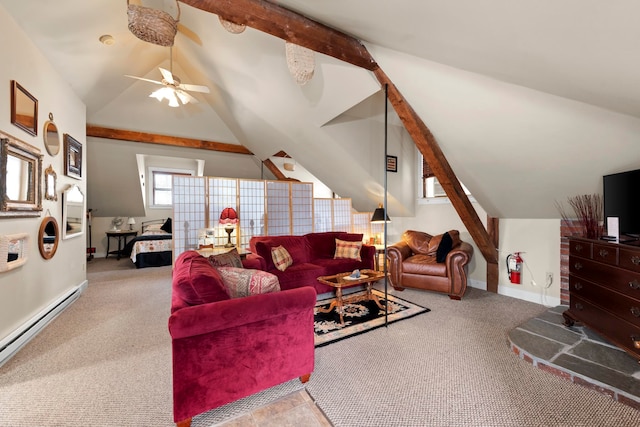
[167,90,180,107]
[175,90,190,105]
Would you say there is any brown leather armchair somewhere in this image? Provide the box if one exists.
[387,230,473,300]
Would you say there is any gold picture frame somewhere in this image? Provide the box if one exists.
[64,134,82,179]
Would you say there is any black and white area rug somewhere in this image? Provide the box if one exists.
[314,289,430,347]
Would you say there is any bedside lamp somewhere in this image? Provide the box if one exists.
[219,207,238,247]
[127,217,136,231]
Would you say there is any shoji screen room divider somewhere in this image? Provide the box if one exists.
[173,176,379,262]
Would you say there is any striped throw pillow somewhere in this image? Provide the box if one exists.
[334,238,362,261]
[271,245,293,271]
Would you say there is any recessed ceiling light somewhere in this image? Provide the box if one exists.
[99,35,115,46]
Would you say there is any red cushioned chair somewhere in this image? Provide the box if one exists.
[169,251,316,427]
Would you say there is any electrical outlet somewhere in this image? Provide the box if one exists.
[546,272,553,286]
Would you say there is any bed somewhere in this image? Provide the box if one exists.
[122,218,173,268]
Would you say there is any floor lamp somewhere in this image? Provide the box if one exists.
[371,84,391,327]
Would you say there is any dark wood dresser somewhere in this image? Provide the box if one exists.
[563,237,640,361]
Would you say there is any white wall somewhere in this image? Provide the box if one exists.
[0,5,86,342]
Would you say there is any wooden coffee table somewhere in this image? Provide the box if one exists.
[316,269,387,324]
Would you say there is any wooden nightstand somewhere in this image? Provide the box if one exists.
[105,230,138,260]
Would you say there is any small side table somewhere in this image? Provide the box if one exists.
[105,230,138,260]
[374,244,387,271]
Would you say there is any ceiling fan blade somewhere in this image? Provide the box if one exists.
[159,68,175,84]
[124,75,163,85]
[176,90,199,105]
[178,83,210,93]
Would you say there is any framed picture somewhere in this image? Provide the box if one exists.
[64,134,82,179]
[386,155,398,173]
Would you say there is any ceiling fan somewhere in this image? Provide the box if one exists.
[125,48,210,107]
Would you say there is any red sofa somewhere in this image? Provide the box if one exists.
[242,231,376,294]
[168,251,316,427]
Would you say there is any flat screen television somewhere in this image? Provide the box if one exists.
[603,168,640,238]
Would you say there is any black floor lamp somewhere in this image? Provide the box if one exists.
[370,84,391,327]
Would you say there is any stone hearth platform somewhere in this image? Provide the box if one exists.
[508,305,640,410]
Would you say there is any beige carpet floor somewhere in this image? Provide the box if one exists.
[1,258,639,426]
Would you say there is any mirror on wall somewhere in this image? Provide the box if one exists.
[11,81,38,137]
[62,184,84,239]
[38,216,59,259]
[0,131,43,217]
[43,113,61,156]
[0,233,29,272]
[44,165,57,201]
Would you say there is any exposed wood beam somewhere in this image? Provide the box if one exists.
[262,158,287,180]
[373,68,499,265]
[262,158,299,181]
[181,0,377,70]
[486,216,500,292]
[182,0,500,272]
[86,125,253,155]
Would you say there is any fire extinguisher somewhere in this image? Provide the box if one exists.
[506,252,523,284]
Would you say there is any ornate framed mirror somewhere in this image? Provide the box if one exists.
[11,81,38,136]
[38,216,59,259]
[43,113,61,156]
[62,184,84,239]
[44,165,57,201]
[0,130,43,217]
[0,233,29,272]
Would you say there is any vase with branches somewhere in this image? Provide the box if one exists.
[556,194,604,239]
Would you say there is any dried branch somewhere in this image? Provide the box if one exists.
[556,194,603,239]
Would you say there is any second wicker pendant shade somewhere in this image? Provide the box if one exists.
[285,42,315,85]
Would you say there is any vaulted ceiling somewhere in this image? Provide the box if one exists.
[3,0,640,220]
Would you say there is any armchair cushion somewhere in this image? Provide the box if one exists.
[404,230,432,255]
[216,267,281,298]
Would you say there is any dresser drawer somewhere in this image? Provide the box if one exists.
[619,247,640,273]
[569,240,592,258]
[592,243,618,265]
[569,295,640,359]
[570,257,640,299]
[569,276,640,327]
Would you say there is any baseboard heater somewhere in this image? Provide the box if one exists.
[0,280,88,368]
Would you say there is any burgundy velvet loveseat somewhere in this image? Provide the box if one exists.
[242,231,376,294]
[168,251,316,427]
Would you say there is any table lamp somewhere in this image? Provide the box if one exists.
[219,207,238,247]
[127,217,136,230]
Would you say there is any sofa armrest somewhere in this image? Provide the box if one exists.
[445,241,474,296]
[387,241,412,286]
[360,244,376,268]
[168,287,316,340]
[242,253,266,270]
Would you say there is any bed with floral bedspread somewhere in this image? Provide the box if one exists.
[122,218,173,268]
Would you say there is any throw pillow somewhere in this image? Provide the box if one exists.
[271,245,293,271]
[217,267,281,298]
[436,232,453,263]
[207,248,243,268]
[161,217,172,233]
[334,238,362,261]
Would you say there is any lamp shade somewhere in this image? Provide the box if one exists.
[219,207,238,225]
[127,217,136,225]
[371,205,390,223]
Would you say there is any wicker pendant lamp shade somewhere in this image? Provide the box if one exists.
[219,16,246,34]
[285,42,315,85]
[127,0,180,47]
